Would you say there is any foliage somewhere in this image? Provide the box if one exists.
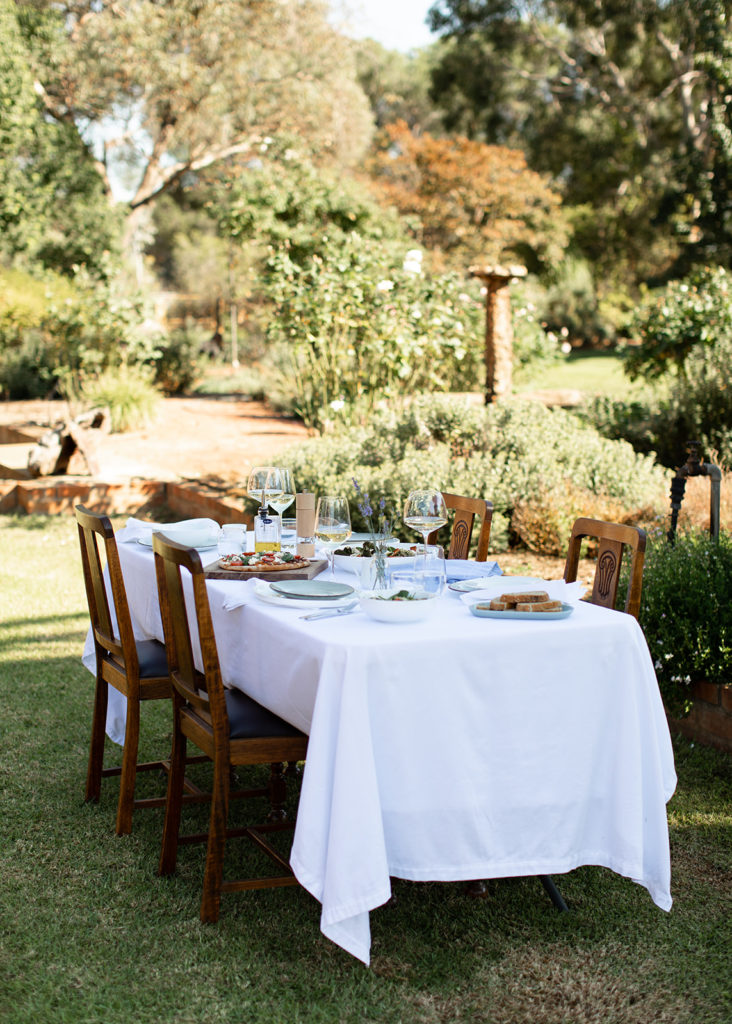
[368,120,567,269]
[21,0,374,220]
[634,528,732,715]
[510,281,565,382]
[153,324,206,396]
[264,236,486,428]
[210,155,407,269]
[281,395,669,552]
[0,265,162,398]
[353,38,441,133]
[0,0,119,276]
[78,364,160,433]
[1,514,731,1023]
[625,266,732,381]
[511,483,633,557]
[427,0,732,284]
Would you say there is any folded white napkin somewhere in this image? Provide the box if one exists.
[459,578,586,607]
[445,559,502,582]
[119,516,220,549]
[221,577,264,611]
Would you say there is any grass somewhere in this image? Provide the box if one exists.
[1,513,731,1024]
[519,350,662,399]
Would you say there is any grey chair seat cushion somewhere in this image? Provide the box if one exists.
[225,688,306,741]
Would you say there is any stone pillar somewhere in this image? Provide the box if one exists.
[470,264,527,404]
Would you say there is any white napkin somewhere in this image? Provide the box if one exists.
[459,577,586,607]
[446,559,502,582]
[119,516,220,549]
[221,577,262,611]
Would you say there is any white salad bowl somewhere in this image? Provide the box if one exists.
[358,587,437,623]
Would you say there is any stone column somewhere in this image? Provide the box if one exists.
[470,264,527,404]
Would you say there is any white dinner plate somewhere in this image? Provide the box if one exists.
[469,601,574,621]
[253,580,355,610]
[270,580,354,601]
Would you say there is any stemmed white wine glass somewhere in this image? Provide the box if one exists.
[315,496,352,578]
[267,467,295,516]
[247,465,280,511]
[403,489,448,562]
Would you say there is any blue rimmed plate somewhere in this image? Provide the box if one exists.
[469,601,574,621]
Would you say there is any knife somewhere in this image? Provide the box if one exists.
[300,602,358,621]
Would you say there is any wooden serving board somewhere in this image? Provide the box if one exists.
[204,558,327,582]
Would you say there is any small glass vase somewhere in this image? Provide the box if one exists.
[369,538,390,591]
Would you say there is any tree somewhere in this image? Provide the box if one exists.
[18,0,374,264]
[0,0,118,276]
[427,0,732,281]
[353,38,443,133]
[369,121,567,268]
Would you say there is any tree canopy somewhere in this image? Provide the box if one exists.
[18,0,374,223]
[427,0,732,279]
[369,121,567,268]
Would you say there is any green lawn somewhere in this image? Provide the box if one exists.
[519,350,661,398]
[1,514,730,1024]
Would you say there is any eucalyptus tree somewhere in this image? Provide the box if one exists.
[18,0,374,266]
[0,0,117,275]
[427,0,732,281]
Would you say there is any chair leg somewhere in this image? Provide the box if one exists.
[159,723,188,876]
[85,673,108,804]
[266,762,287,822]
[200,760,230,923]
[115,697,141,836]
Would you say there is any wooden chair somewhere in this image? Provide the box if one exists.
[427,492,493,560]
[76,505,182,835]
[153,532,308,923]
[564,517,647,619]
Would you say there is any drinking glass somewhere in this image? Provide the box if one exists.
[268,468,295,516]
[403,489,448,558]
[315,496,352,578]
[391,545,446,598]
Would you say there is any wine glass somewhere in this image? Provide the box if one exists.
[267,467,295,516]
[403,489,448,561]
[247,465,279,510]
[315,496,352,578]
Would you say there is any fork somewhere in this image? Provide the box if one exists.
[300,601,358,621]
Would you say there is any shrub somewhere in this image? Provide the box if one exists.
[280,395,669,553]
[265,237,485,428]
[79,365,160,433]
[511,482,636,557]
[153,324,206,395]
[633,529,732,716]
[625,266,732,381]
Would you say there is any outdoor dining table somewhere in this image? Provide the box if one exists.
[84,527,677,966]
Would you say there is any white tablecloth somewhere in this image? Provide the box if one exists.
[83,532,677,965]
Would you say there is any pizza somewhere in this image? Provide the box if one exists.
[217,551,310,572]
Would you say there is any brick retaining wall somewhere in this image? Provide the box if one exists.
[668,681,732,754]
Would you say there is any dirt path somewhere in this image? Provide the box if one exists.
[0,396,311,485]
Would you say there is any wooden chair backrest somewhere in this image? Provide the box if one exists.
[152,533,229,741]
[75,504,139,677]
[563,517,647,619]
[428,492,493,561]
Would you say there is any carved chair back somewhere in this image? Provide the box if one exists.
[564,517,646,619]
